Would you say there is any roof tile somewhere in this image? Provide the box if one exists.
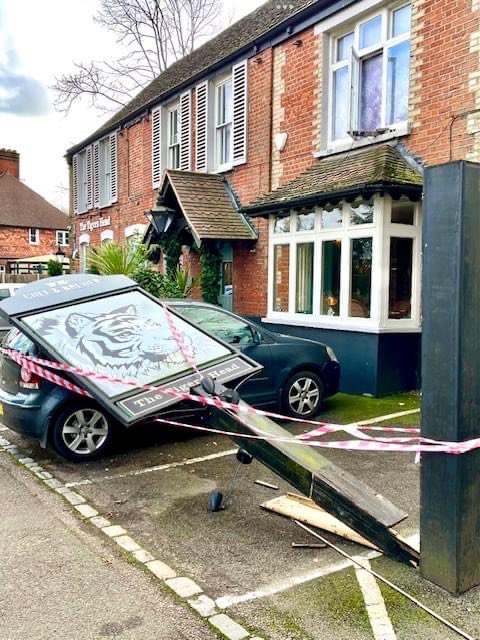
[0,173,69,230]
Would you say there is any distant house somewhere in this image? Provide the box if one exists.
[0,149,70,276]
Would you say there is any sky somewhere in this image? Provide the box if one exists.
[0,0,261,210]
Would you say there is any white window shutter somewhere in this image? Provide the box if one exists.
[195,82,208,171]
[152,106,162,187]
[180,90,192,171]
[93,141,100,208]
[232,60,248,166]
[72,154,79,214]
[110,131,118,203]
[86,145,93,209]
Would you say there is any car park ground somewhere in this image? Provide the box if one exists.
[2,391,480,640]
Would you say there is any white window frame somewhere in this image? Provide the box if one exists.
[265,194,422,333]
[167,103,180,169]
[56,230,69,246]
[101,229,114,243]
[78,234,90,273]
[214,76,233,171]
[28,228,40,245]
[98,136,112,208]
[327,2,411,150]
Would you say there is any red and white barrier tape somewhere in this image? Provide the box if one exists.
[6,347,475,454]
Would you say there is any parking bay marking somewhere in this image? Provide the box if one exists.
[215,531,419,610]
[354,557,397,640]
[64,408,420,488]
[64,448,238,487]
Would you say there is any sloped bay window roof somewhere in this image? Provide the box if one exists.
[243,144,423,332]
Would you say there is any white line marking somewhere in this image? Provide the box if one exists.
[65,408,420,487]
[355,408,420,426]
[64,448,238,487]
[215,532,419,610]
[354,557,397,640]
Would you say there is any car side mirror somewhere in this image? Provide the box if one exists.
[253,330,263,345]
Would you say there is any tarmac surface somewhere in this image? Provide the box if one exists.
[2,410,480,640]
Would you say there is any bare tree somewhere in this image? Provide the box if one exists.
[53,0,222,113]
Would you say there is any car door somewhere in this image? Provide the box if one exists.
[174,305,275,406]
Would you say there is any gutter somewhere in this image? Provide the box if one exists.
[241,181,424,217]
[66,0,356,158]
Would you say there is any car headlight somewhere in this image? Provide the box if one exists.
[326,346,338,362]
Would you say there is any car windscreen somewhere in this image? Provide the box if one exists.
[0,289,11,300]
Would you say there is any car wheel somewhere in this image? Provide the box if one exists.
[282,370,324,419]
[51,402,115,462]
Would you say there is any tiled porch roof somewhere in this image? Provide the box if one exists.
[243,144,423,215]
[163,170,257,246]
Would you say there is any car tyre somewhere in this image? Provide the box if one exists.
[282,370,324,419]
[51,401,115,462]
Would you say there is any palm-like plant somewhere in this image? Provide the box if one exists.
[88,241,152,276]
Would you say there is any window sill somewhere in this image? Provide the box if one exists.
[212,163,233,174]
[315,124,410,159]
[262,315,421,334]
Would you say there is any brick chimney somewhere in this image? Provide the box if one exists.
[0,149,20,178]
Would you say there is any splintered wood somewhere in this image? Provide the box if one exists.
[261,493,379,551]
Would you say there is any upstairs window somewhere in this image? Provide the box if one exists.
[215,78,233,169]
[167,105,180,169]
[29,228,39,245]
[56,230,69,246]
[73,132,117,214]
[330,3,411,143]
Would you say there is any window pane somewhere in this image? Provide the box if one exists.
[321,240,341,316]
[391,200,415,225]
[350,238,372,318]
[389,237,413,319]
[386,40,410,124]
[296,243,314,314]
[360,53,383,131]
[178,307,253,344]
[320,207,343,229]
[273,245,290,312]
[350,203,374,225]
[224,80,233,123]
[360,15,382,48]
[337,32,354,61]
[222,262,233,296]
[273,216,291,233]
[392,4,411,37]
[333,66,350,140]
[297,211,316,231]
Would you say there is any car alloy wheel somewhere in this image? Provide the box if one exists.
[283,370,324,419]
[62,409,109,455]
[51,402,115,461]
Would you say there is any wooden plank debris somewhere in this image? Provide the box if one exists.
[261,493,378,550]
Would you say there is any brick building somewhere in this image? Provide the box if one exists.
[66,0,480,394]
[0,150,69,276]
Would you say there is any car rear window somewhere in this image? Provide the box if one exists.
[2,328,37,354]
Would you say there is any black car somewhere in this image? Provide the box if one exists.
[169,301,340,419]
[0,302,339,462]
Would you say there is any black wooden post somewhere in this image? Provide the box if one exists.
[421,161,480,594]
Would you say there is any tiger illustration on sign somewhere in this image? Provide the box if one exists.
[35,304,193,378]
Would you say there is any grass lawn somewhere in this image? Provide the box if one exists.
[321,391,421,426]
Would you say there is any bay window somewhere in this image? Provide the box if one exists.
[329,3,411,144]
[215,78,233,169]
[268,195,421,331]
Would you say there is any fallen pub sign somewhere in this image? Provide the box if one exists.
[0,275,261,424]
[0,275,419,565]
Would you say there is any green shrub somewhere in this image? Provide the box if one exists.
[47,260,63,277]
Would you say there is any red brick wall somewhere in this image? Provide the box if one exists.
[0,150,19,178]
[0,227,60,264]
[407,0,479,165]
